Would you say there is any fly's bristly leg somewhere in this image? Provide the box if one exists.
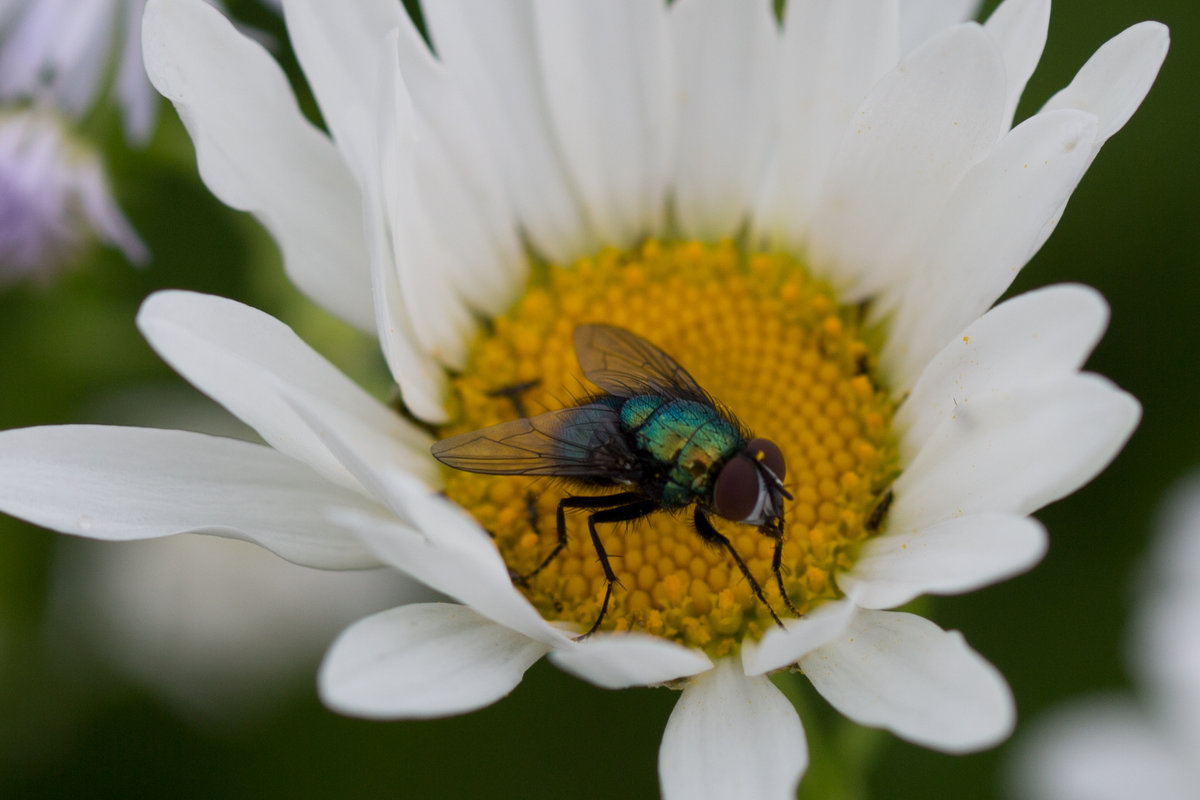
[578,499,659,640]
[517,492,644,586]
[693,508,786,630]
[770,537,800,617]
[487,379,542,420]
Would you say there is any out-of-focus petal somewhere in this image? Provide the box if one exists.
[0,425,383,568]
[659,659,806,800]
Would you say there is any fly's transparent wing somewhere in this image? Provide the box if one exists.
[431,402,637,479]
[573,324,706,399]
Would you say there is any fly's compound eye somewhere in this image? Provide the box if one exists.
[746,437,785,482]
[713,455,760,522]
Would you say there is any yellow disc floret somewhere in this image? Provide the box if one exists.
[437,240,899,658]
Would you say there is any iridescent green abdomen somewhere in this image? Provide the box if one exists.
[622,396,742,507]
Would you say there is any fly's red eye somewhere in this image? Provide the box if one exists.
[713,456,759,522]
[747,438,785,481]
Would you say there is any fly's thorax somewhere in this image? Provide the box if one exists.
[436,240,900,658]
[626,396,742,507]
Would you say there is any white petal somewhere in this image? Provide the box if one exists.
[883,110,1100,387]
[742,599,856,676]
[659,659,806,800]
[423,0,595,262]
[898,0,980,53]
[329,479,572,650]
[806,23,1005,301]
[802,610,1013,751]
[279,0,404,163]
[670,0,777,240]
[897,284,1109,454]
[345,103,449,424]
[137,290,436,494]
[380,32,477,369]
[838,513,1047,609]
[388,15,526,317]
[892,374,1140,528]
[0,426,382,568]
[754,0,900,249]
[1042,21,1170,143]
[549,633,712,690]
[533,0,672,248]
[319,603,549,719]
[983,0,1050,129]
[142,0,374,331]
[1010,699,1196,800]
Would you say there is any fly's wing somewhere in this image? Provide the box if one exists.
[431,402,637,479]
[573,324,706,400]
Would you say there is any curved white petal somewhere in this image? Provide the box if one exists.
[897,284,1109,453]
[1011,699,1196,800]
[806,23,1005,302]
[328,478,572,650]
[754,0,900,249]
[388,15,526,317]
[533,0,672,248]
[319,603,549,719]
[142,0,374,331]
[1042,21,1170,143]
[898,0,980,54]
[0,426,382,569]
[742,599,856,676]
[838,513,1047,609]
[343,103,448,424]
[549,633,712,690]
[883,110,1100,387]
[137,290,436,494]
[892,374,1140,529]
[380,33,476,369]
[983,0,1049,129]
[422,0,595,262]
[660,659,806,800]
[280,0,405,165]
[802,610,1013,751]
[669,0,776,240]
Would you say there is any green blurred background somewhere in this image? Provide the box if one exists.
[0,1,1195,797]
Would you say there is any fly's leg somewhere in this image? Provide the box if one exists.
[516,492,644,585]
[487,379,542,420]
[693,508,786,631]
[770,536,801,617]
[577,499,659,640]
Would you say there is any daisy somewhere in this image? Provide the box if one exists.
[0,107,147,283]
[0,0,1167,796]
[1009,473,1200,800]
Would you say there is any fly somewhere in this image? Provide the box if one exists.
[431,324,795,639]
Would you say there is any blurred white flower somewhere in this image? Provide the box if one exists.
[0,0,280,146]
[0,0,155,144]
[1009,474,1200,799]
[0,108,146,284]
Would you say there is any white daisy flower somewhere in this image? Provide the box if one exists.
[1009,473,1200,799]
[0,0,1167,796]
[0,107,147,283]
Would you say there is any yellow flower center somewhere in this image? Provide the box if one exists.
[437,240,898,658]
